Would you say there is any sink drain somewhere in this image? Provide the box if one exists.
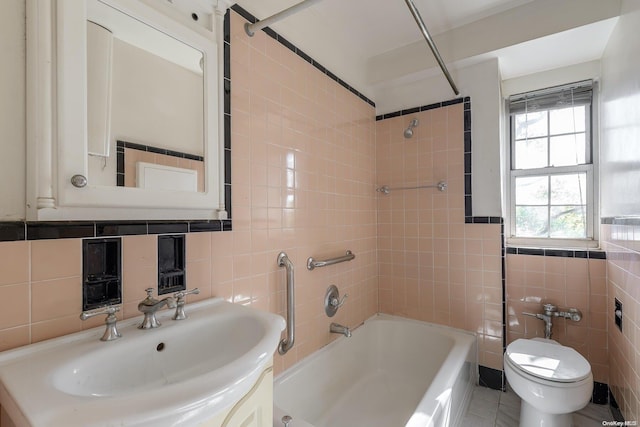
[156,342,165,352]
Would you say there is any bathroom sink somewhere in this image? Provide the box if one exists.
[0,298,285,426]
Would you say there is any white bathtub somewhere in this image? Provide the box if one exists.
[273,314,477,427]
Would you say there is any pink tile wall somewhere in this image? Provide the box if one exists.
[603,223,640,421]
[0,10,378,376]
[228,10,378,372]
[0,235,222,349]
[375,104,504,371]
[505,253,608,383]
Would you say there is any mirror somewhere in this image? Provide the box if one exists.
[87,0,205,192]
[27,0,227,220]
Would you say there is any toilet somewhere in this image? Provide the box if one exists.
[504,337,593,427]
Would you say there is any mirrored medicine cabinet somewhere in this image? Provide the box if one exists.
[26,0,230,221]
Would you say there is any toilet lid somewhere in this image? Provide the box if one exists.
[506,338,591,383]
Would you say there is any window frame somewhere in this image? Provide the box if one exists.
[505,81,599,249]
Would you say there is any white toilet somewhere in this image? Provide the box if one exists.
[504,337,593,427]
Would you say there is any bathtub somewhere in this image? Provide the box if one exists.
[273,314,477,427]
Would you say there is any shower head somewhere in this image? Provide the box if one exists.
[404,118,419,138]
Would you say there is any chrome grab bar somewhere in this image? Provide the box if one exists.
[307,250,355,271]
[277,252,295,355]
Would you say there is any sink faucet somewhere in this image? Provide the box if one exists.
[172,288,200,320]
[330,322,351,338]
[80,305,122,341]
[138,288,176,329]
[523,303,583,339]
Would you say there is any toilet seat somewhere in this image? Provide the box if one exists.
[506,338,591,383]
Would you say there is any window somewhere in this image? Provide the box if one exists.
[508,81,596,246]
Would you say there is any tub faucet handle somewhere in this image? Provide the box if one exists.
[282,415,293,426]
[330,293,348,308]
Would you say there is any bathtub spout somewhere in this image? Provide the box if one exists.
[330,322,351,337]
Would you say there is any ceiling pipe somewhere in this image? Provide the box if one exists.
[404,0,460,96]
[244,0,324,36]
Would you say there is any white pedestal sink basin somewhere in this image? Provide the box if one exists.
[0,298,285,427]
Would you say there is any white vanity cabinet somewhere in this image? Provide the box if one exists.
[26,0,231,221]
[204,366,274,427]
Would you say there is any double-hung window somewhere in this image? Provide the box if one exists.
[508,81,596,246]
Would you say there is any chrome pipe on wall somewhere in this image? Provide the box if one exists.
[404,0,460,96]
[277,252,295,355]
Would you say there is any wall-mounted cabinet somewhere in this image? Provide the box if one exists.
[26,0,231,221]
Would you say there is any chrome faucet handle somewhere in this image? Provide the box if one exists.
[80,306,122,341]
[172,288,200,320]
[282,415,293,426]
[330,293,348,308]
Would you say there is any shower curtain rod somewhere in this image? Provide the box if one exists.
[404,0,460,96]
[244,0,324,36]
[244,0,460,96]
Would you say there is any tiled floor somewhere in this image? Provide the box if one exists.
[462,385,613,427]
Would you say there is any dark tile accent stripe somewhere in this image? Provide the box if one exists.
[230,4,375,108]
[0,222,26,242]
[463,97,473,224]
[500,222,507,359]
[224,9,232,221]
[116,140,204,162]
[27,222,96,240]
[0,221,230,241]
[188,221,223,233]
[375,97,465,121]
[602,216,640,226]
[148,222,189,235]
[478,365,504,391]
[592,381,608,405]
[610,389,624,422]
[401,107,420,115]
[506,246,607,259]
[96,222,148,237]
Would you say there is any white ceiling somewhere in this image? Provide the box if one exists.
[234,0,621,102]
[237,0,534,57]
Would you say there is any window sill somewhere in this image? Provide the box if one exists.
[506,237,600,250]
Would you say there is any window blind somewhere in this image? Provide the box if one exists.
[509,80,593,114]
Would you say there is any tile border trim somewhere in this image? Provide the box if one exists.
[505,246,606,259]
[374,97,465,121]
[0,220,232,242]
[478,365,504,391]
[230,5,375,108]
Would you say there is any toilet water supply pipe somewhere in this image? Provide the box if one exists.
[243,0,460,96]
